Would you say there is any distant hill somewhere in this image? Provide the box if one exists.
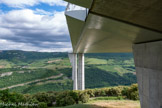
[0,50,136,94]
[0,50,67,62]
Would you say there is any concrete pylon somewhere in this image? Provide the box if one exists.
[68,53,78,90]
[78,53,85,90]
[133,41,162,108]
[68,53,74,80]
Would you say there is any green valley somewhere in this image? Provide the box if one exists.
[0,50,136,94]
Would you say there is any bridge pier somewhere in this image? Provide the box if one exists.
[68,53,78,90]
[78,53,85,90]
[133,41,162,108]
[68,53,85,90]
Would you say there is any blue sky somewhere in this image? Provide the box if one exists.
[0,0,72,52]
[0,3,66,13]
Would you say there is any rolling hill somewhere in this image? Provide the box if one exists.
[0,50,136,94]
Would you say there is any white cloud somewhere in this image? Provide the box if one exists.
[0,0,38,8]
[0,9,72,52]
[0,9,68,34]
[40,0,67,6]
[1,9,41,24]
[0,28,14,36]
[0,0,67,8]
[35,9,52,15]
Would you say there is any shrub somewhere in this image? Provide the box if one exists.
[85,89,95,97]
[106,87,121,96]
[100,89,106,96]
[78,91,90,103]
[93,89,100,97]
[68,91,79,101]
[121,87,129,97]
[56,95,76,106]
[0,84,139,107]
[56,91,78,106]
[93,89,106,97]
[121,84,139,100]
[0,89,25,103]
[38,102,48,108]
[24,94,38,103]
[33,92,56,106]
[130,91,139,100]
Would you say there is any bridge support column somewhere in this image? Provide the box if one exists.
[68,53,78,90]
[133,41,162,108]
[78,53,85,90]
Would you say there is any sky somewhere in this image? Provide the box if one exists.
[0,0,72,52]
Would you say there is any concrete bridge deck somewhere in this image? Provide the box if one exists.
[64,0,162,108]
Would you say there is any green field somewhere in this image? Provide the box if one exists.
[0,50,136,94]
[55,97,140,108]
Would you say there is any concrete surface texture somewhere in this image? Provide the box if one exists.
[68,53,85,90]
[78,53,85,90]
[91,0,162,32]
[133,41,162,108]
[65,0,162,53]
[65,15,85,50]
[68,53,74,80]
[69,53,78,90]
[73,13,162,53]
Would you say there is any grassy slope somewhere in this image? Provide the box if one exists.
[0,51,136,94]
[55,97,140,108]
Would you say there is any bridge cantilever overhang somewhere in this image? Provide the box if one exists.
[64,0,162,53]
[64,0,162,108]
